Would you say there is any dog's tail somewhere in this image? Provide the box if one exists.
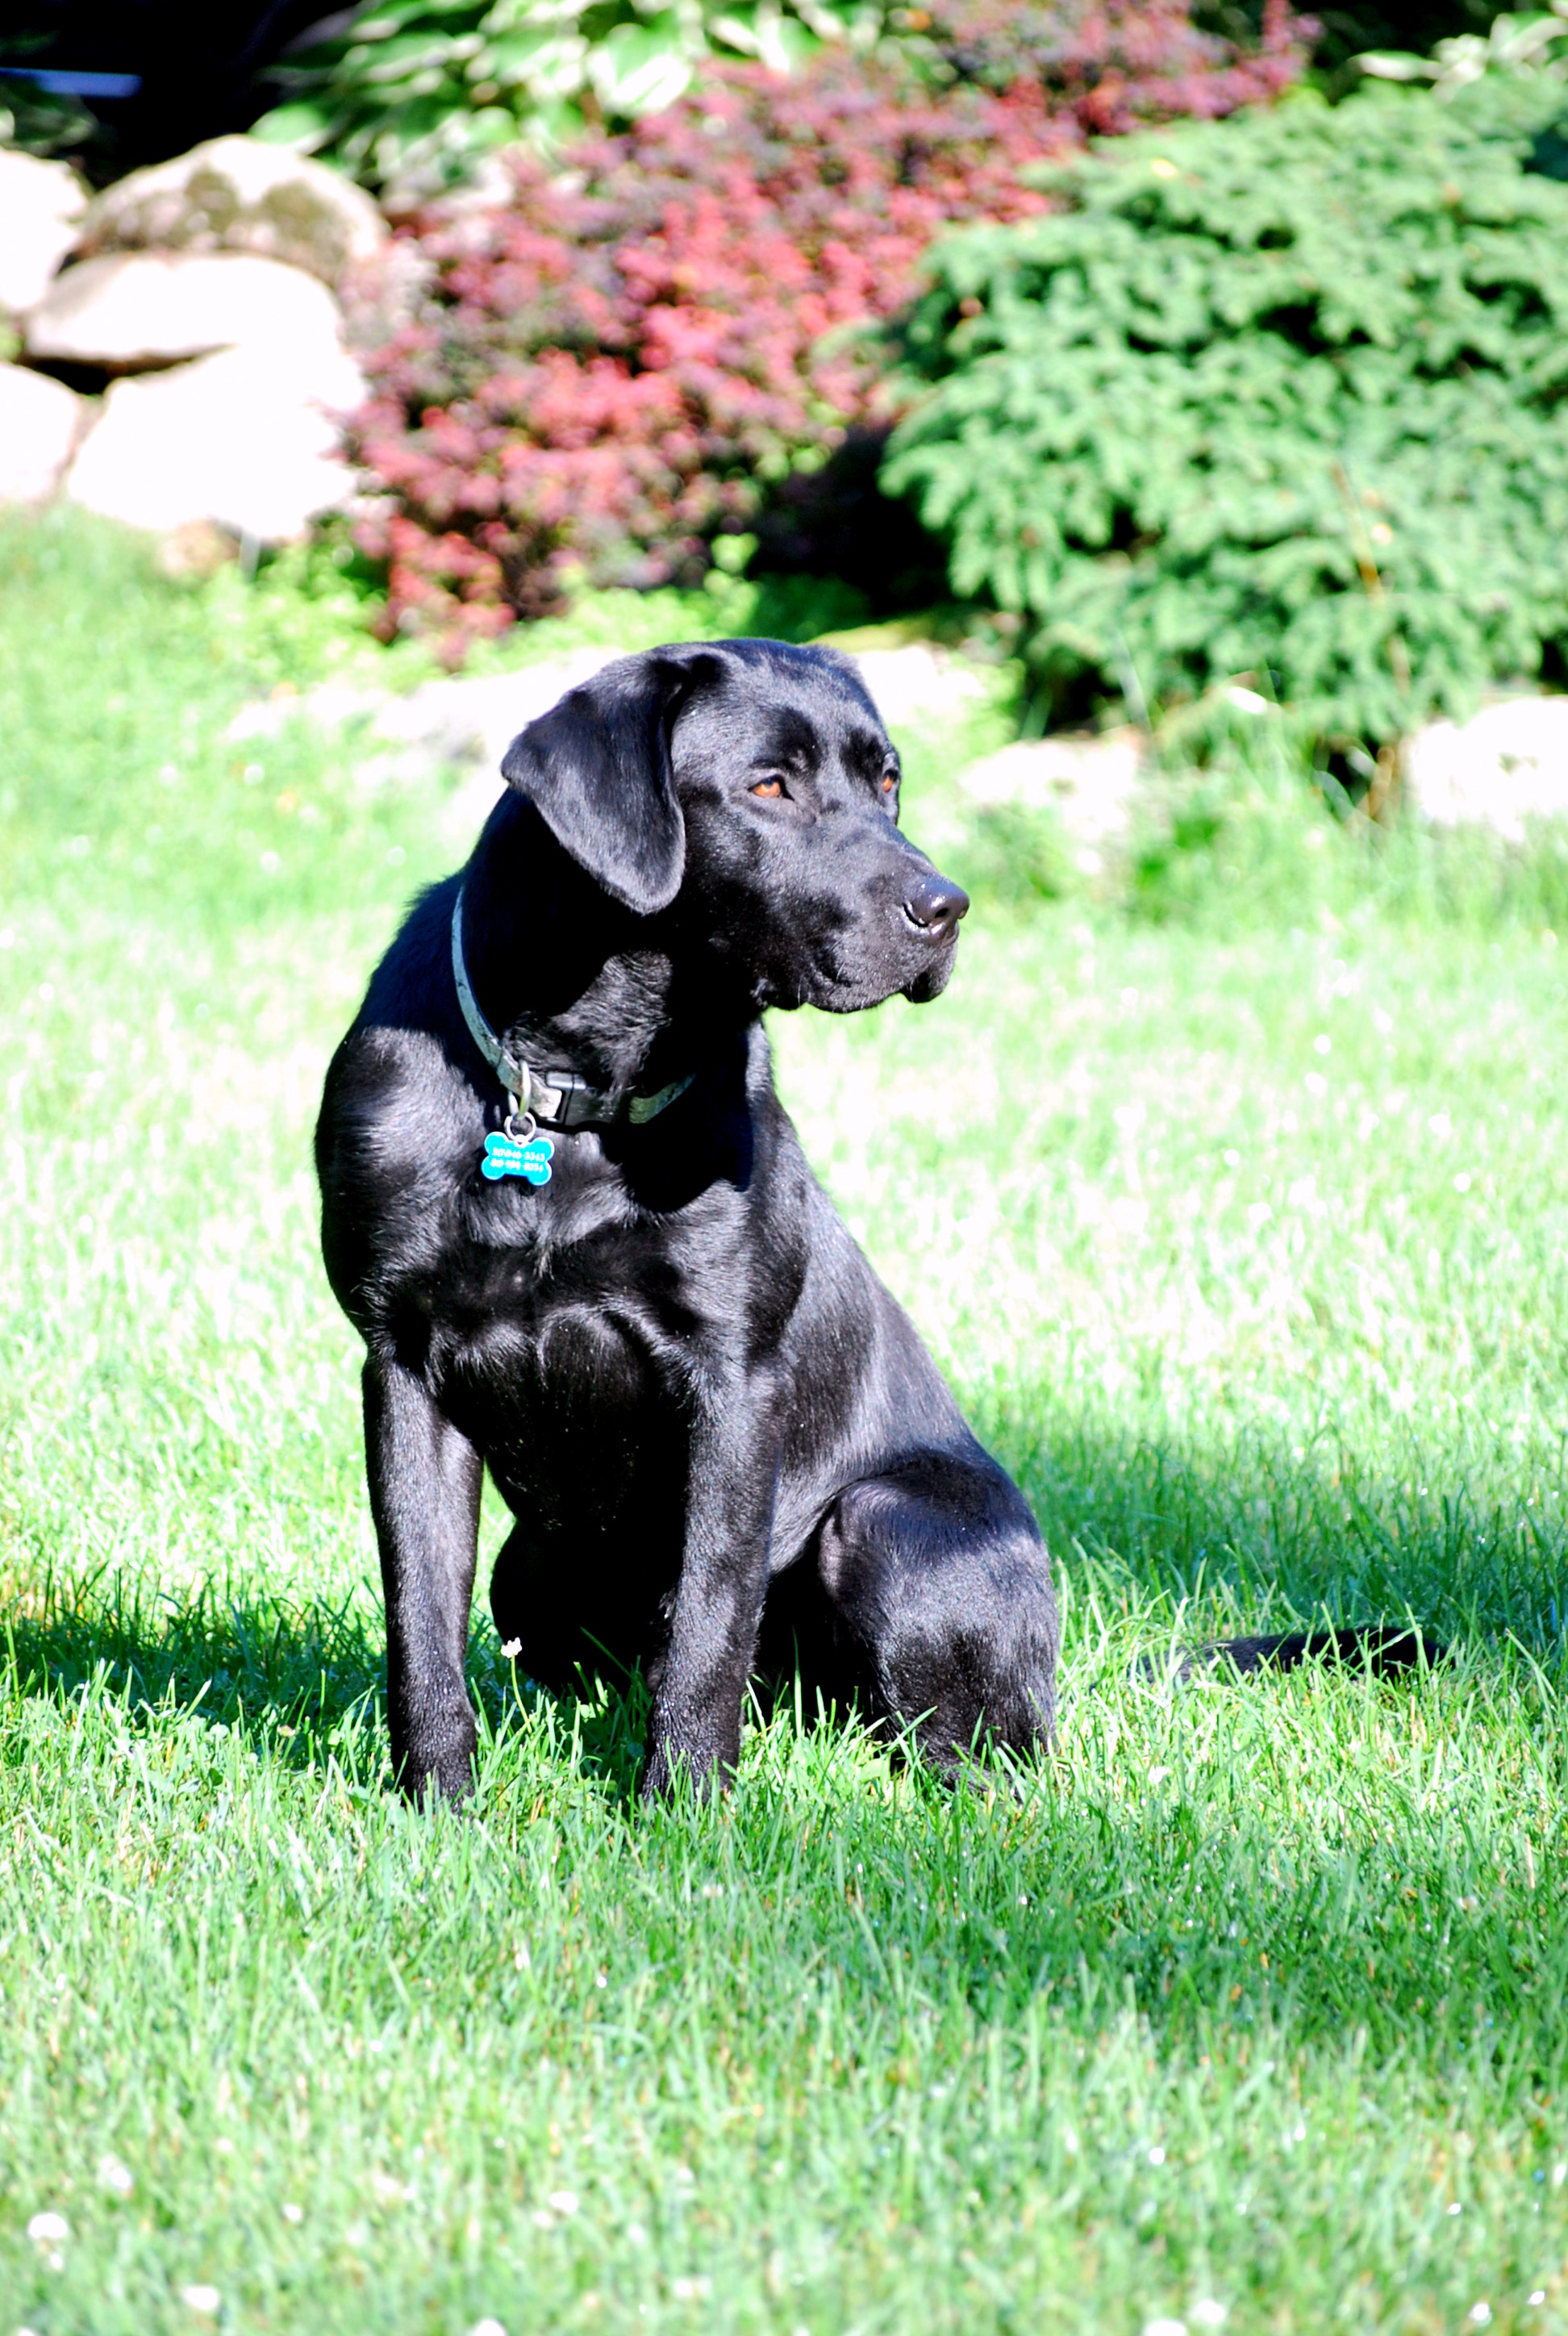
[1151,1625,1445,1684]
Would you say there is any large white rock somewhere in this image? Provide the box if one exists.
[26,250,344,372]
[848,643,990,728]
[73,135,386,291]
[0,363,85,501]
[0,148,85,316]
[64,338,365,541]
[228,651,623,843]
[958,730,1146,841]
[1405,695,1568,841]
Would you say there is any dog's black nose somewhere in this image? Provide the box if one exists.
[903,871,970,940]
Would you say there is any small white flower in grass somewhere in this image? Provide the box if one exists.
[1145,2319,1187,2336]
[501,1638,523,1659]
[1148,2146,1166,2166]
[1147,1768,1171,1787]
[1448,2201,1463,2216]
[99,2155,134,2198]
[1470,2306,1492,2326]
[1304,1070,1328,1099]
[546,2190,579,2218]
[181,2286,221,2316]
[26,2213,69,2246]
[1454,1172,1472,1193]
[670,2277,711,2302]
[1530,2292,1547,2306]
[281,2202,303,2224]
[1313,1033,1332,1056]
[471,2321,507,2336]
[1191,2304,1227,2328]
[625,2222,648,2246]
[1554,2164,1567,2188]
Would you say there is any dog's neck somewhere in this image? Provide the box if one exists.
[461,795,745,1102]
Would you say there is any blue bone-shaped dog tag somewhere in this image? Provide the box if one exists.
[481,1130,554,1185]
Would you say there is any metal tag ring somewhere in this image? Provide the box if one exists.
[504,1107,537,1144]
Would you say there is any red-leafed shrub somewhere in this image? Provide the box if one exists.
[351,2,1307,651]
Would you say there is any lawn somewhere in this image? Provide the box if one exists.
[2,508,1566,2336]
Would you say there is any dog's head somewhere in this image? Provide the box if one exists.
[499,638,968,1013]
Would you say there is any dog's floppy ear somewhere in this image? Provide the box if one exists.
[499,646,721,915]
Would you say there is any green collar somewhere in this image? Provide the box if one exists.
[451,887,694,1133]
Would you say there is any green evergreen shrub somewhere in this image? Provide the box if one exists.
[884,81,1568,745]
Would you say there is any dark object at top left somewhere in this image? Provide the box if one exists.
[2,3,337,181]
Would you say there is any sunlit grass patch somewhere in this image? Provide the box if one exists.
[2,511,1566,2333]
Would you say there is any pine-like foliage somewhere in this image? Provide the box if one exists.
[350,8,1304,653]
[885,82,1568,741]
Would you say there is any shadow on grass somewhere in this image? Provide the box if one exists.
[6,1519,1566,2075]
[6,1395,1562,1793]
[0,1561,664,1799]
[4,1569,384,1759]
[978,1387,1568,1666]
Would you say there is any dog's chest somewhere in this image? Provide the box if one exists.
[440,1242,692,1532]
[433,1196,707,1433]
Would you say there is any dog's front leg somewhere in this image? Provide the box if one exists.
[640,1381,780,1804]
[363,1354,483,1804]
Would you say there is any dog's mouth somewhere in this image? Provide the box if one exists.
[790,933,959,1014]
[901,953,957,1005]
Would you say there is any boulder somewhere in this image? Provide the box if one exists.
[71,135,386,291]
[1405,696,1568,841]
[959,731,1146,842]
[849,644,990,728]
[0,363,85,501]
[26,251,344,373]
[0,148,85,317]
[64,338,365,542]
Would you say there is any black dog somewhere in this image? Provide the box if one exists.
[315,639,1438,1805]
[316,637,1060,1802]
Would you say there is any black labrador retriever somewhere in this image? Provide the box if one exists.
[316,636,1059,1802]
[315,636,1436,1804]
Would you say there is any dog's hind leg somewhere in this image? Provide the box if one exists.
[489,1522,654,1698]
[811,1452,1059,1775]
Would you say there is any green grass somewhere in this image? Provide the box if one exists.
[2,507,1567,2336]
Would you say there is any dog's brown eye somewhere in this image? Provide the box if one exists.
[882,774,897,794]
[752,778,783,799]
